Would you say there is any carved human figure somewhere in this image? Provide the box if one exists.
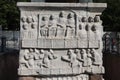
[31,16,38,29]
[61,49,79,67]
[42,49,57,68]
[19,49,30,69]
[87,49,93,67]
[74,49,83,67]
[48,15,57,38]
[57,11,67,37]
[34,49,44,68]
[94,16,103,55]
[36,49,45,68]
[90,49,102,66]
[87,17,95,41]
[57,11,66,29]
[21,16,28,30]
[40,16,49,37]
[27,16,35,38]
[66,13,75,37]
[78,17,87,40]
[80,49,88,67]
[21,16,28,39]
[27,48,35,69]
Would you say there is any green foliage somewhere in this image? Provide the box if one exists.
[94,0,120,31]
[0,0,30,30]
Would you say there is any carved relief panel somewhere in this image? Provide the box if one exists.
[20,11,38,40]
[18,3,107,80]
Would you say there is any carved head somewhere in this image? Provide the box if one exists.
[21,16,26,22]
[32,16,38,22]
[67,49,73,55]
[74,49,79,54]
[59,11,65,17]
[91,24,97,31]
[31,22,37,29]
[88,17,94,22]
[22,23,28,30]
[78,16,82,22]
[42,16,47,21]
[27,16,33,23]
[29,48,34,52]
[90,48,95,54]
[82,17,87,22]
[49,49,54,54]
[94,16,100,22]
[40,49,45,54]
[67,13,74,19]
[81,49,86,54]
[49,15,55,20]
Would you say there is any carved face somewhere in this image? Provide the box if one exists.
[91,25,96,31]
[40,49,44,54]
[82,17,87,22]
[59,11,64,17]
[21,16,26,22]
[32,16,37,22]
[67,13,74,19]
[94,16,100,22]
[27,16,33,23]
[88,17,94,22]
[31,23,37,29]
[74,49,79,54]
[49,15,55,20]
[29,48,34,52]
[42,16,47,21]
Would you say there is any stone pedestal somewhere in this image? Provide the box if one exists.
[17,3,106,80]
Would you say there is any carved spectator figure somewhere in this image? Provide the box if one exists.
[27,16,35,38]
[42,49,57,68]
[81,49,88,67]
[62,49,79,67]
[94,16,103,56]
[57,11,67,37]
[48,15,57,38]
[93,16,103,41]
[78,17,87,40]
[21,16,28,30]
[40,16,49,37]
[74,49,83,67]
[19,49,30,69]
[21,16,28,39]
[57,11,66,29]
[31,16,38,29]
[66,13,75,38]
[90,49,102,66]
[87,49,93,67]
[27,48,35,69]
[87,17,95,41]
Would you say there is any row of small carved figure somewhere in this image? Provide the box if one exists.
[39,22,102,39]
[21,11,101,30]
[61,49,102,68]
[19,48,102,69]
[21,16,37,30]
[19,49,57,69]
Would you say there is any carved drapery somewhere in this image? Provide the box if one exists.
[17,3,106,80]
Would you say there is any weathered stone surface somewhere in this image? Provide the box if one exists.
[17,2,107,80]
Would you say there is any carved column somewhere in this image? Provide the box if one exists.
[17,3,107,80]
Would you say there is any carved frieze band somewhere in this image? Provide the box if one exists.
[22,39,99,48]
[21,11,103,41]
[18,48,104,75]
